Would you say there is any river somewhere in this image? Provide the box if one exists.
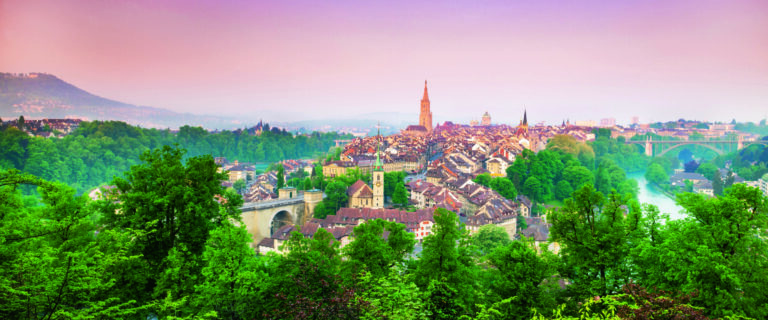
[628,173,686,220]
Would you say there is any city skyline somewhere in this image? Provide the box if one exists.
[2,0,767,125]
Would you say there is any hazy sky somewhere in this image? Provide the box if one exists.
[2,0,767,125]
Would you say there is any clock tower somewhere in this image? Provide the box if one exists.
[372,125,384,208]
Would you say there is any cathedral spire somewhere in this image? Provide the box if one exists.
[418,80,433,132]
[523,109,528,126]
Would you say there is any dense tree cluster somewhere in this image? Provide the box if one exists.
[507,146,637,209]
[0,120,349,193]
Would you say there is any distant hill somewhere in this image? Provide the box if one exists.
[0,72,240,129]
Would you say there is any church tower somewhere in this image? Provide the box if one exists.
[520,109,529,133]
[419,80,433,132]
[372,124,384,208]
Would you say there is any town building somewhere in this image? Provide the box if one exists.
[347,180,374,208]
[759,173,768,197]
[481,112,491,126]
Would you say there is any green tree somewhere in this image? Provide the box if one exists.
[548,184,640,301]
[645,163,668,185]
[358,268,429,320]
[392,182,409,207]
[425,279,462,320]
[523,176,543,204]
[193,222,261,320]
[562,165,593,190]
[314,180,348,219]
[489,177,517,200]
[301,177,313,190]
[473,173,492,187]
[233,178,246,194]
[96,145,242,303]
[344,219,416,278]
[696,162,718,180]
[711,169,723,196]
[635,185,768,318]
[415,208,477,316]
[471,224,511,255]
[485,239,557,319]
[554,180,574,200]
[384,171,407,198]
[276,164,285,191]
[595,167,612,194]
[0,170,141,318]
[263,229,369,319]
[517,216,528,232]
[723,170,734,189]
[684,179,694,192]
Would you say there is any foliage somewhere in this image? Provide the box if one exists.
[385,171,407,198]
[484,239,558,319]
[262,228,371,319]
[695,162,718,180]
[276,163,285,190]
[313,180,348,219]
[711,169,723,196]
[683,160,699,172]
[358,268,429,320]
[232,178,246,194]
[489,177,517,200]
[0,169,143,319]
[0,120,349,193]
[393,182,410,207]
[645,163,668,185]
[507,142,637,208]
[414,208,478,316]
[95,145,243,305]
[607,283,709,320]
[548,184,640,302]
[193,222,262,319]
[344,219,416,278]
[471,224,511,255]
[473,172,492,187]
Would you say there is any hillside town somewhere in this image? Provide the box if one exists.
[237,82,768,254]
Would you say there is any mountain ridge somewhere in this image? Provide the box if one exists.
[0,72,240,129]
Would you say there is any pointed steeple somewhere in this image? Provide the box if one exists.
[422,80,429,102]
[374,122,383,171]
[523,109,528,126]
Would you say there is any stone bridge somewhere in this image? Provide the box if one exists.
[626,137,768,157]
[240,188,323,245]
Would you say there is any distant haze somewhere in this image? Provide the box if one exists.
[2,0,767,125]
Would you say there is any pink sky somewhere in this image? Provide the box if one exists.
[1,0,767,125]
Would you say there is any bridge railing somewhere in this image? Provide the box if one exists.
[241,196,306,211]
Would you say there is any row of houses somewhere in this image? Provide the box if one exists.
[258,207,437,254]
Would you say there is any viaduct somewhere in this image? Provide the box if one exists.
[239,187,323,246]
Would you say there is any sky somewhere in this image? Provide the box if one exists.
[1,0,767,125]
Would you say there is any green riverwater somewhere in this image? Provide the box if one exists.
[628,172,686,220]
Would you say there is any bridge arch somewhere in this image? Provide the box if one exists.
[745,141,768,148]
[656,142,724,157]
[270,210,294,236]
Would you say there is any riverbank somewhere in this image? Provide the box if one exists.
[628,173,685,220]
[647,181,678,200]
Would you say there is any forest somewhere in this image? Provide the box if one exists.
[507,129,646,212]
[0,120,350,193]
[2,144,767,319]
